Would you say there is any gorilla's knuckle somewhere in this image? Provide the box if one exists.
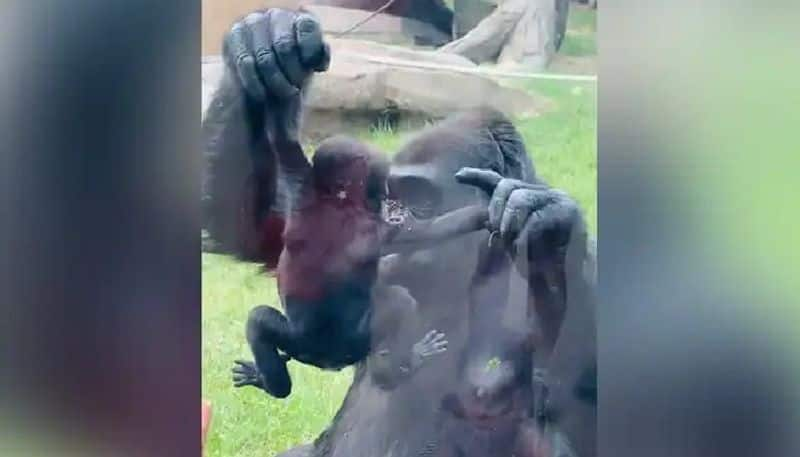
[235,51,254,66]
[507,189,531,208]
[497,179,514,191]
[553,194,579,217]
[254,48,272,65]
[273,37,295,55]
[549,188,571,202]
[229,22,245,34]
[227,23,247,46]
[244,12,266,26]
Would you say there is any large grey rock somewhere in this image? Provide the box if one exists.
[202,39,546,140]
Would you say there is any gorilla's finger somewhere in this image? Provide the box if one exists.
[270,9,306,88]
[518,199,579,253]
[239,11,296,99]
[295,14,328,70]
[233,359,254,367]
[454,167,503,194]
[224,24,266,101]
[486,179,520,230]
[314,42,331,72]
[500,189,539,244]
[259,52,298,98]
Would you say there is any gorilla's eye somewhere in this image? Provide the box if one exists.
[388,175,442,220]
[409,201,437,219]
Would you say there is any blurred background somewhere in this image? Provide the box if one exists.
[2,0,800,456]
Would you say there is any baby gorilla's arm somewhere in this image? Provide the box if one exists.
[368,286,448,390]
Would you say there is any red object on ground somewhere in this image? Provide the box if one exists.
[202,400,212,453]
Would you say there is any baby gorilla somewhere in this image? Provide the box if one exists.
[232,136,447,398]
[425,241,542,457]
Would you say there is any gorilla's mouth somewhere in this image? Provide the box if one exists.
[442,391,517,430]
[382,199,410,226]
[462,398,515,429]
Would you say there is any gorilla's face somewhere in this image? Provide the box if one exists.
[382,157,489,294]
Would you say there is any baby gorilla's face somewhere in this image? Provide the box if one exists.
[442,330,534,430]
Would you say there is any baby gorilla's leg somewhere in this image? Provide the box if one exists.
[236,305,294,398]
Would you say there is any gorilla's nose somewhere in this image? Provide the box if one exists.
[408,249,435,266]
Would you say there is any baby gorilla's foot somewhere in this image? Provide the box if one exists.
[232,360,265,389]
[231,352,292,398]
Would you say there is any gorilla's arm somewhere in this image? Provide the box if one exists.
[202,9,329,261]
[455,167,594,356]
[456,165,597,457]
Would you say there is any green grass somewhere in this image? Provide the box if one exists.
[202,256,354,457]
[560,6,597,57]
[513,80,597,233]
[203,8,596,454]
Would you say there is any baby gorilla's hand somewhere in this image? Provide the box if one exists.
[410,330,448,371]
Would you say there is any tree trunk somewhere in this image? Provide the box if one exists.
[439,0,528,64]
[497,0,566,69]
[440,0,570,70]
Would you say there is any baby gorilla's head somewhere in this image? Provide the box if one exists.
[310,136,389,211]
[442,328,535,431]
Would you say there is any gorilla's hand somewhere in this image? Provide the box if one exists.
[223,9,330,103]
[455,167,582,268]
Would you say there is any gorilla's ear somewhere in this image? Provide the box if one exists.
[483,109,536,182]
[365,155,390,212]
[573,363,597,405]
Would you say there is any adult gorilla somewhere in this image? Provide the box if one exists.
[202,9,596,457]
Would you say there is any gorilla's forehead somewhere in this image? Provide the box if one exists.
[389,156,476,184]
[392,137,503,179]
[388,163,438,181]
